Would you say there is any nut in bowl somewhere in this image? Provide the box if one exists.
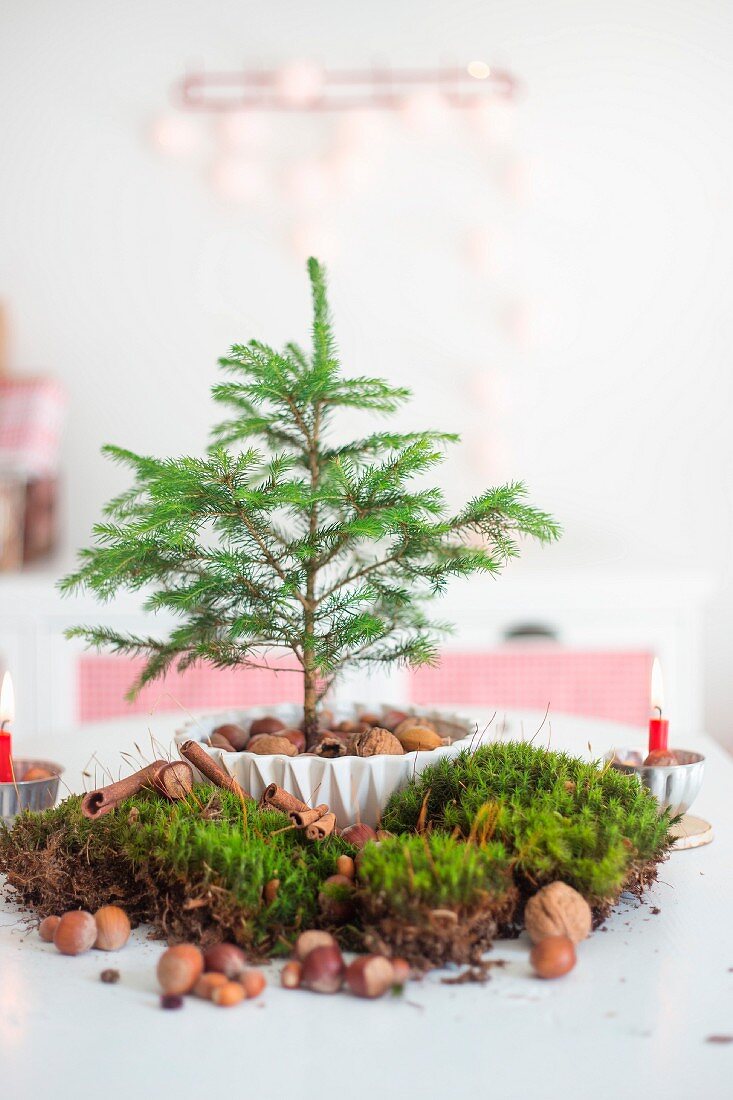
[0,759,63,825]
[175,704,473,828]
[605,747,705,816]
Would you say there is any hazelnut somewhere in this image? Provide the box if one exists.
[524,882,592,945]
[345,955,395,999]
[318,873,355,921]
[249,716,286,738]
[240,968,266,999]
[247,734,298,757]
[193,972,229,1000]
[300,944,345,994]
[39,915,60,942]
[390,958,411,984]
[280,727,306,753]
[209,731,236,751]
[340,823,377,850]
[336,855,356,880]
[203,942,247,979]
[157,944,204,994]
[395,725,443,752]
[212,981,246,1006]
[264,878,280,904]
[281,960,303,989]
[530,935,576,979]
[644,749,680,766]
[212,722,250,750]
[294,929,337,962]
[53,911,97,956]
[93,905,131,951]
[350,727,404,757]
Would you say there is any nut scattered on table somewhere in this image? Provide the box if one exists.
[53,910,98,956]
[94,905,131,951]
[524,882,592,946]
[157,944,204,995]
[529,935,576,979]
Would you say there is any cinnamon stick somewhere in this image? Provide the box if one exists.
[305,812,337,841]
[81,760,194,820]
[179,740,252,801]
[260,783,309,816]
[289,804,329,829]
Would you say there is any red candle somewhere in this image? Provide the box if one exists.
[0,672,15,782]
[648,658,669,753]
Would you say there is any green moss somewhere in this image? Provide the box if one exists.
[381,743,673,904]
[358,832,512,914]
[0,787,354,952]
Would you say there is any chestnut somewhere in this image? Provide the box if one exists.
[345,955,395,999]
[294,929,337,962]
[203,942,247,979]
[249,716,286,738]
[211,722,250,750]
[300,944,345,994]
[340,823,377,850]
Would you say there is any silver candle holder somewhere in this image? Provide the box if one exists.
[0,759,64,826]
[605,747,705,816]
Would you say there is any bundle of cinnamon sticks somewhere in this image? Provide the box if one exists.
[81,742,338,841]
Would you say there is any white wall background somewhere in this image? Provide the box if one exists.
[1,0,732,742]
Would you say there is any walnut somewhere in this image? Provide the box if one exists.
[524,881,592,945]
[350,727,405,757]
[312,733,348,759]
[247,734,298,757]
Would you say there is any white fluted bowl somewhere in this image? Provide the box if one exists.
[175,703,474,827]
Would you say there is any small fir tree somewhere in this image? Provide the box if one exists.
[62,260,559,740]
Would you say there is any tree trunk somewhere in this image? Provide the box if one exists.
[303,656,319,747]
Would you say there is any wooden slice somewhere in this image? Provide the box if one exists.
[670,814,713,850]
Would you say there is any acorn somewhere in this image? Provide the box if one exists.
[53,911,98,956]
[211,722,250,750]
[157,944,204,994]
[529,935,576,979]
[203,942,246,979]
[336,855,356,880]
[281,960,303,989]
[345,955,395,999]
[249,716,286,738]
[193,972,229,1000]
[294,929,337,962]
[39,915,60,942]
[390,957,411,984]
[240,969,266,999]
[300,944,345,994]
[212,981,245,1007]
[93,905,131,951]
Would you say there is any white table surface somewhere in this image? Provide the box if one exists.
[1,709,731,1100]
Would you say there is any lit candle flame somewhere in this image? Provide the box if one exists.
[0,672,15,725]
[650,658,664,716]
